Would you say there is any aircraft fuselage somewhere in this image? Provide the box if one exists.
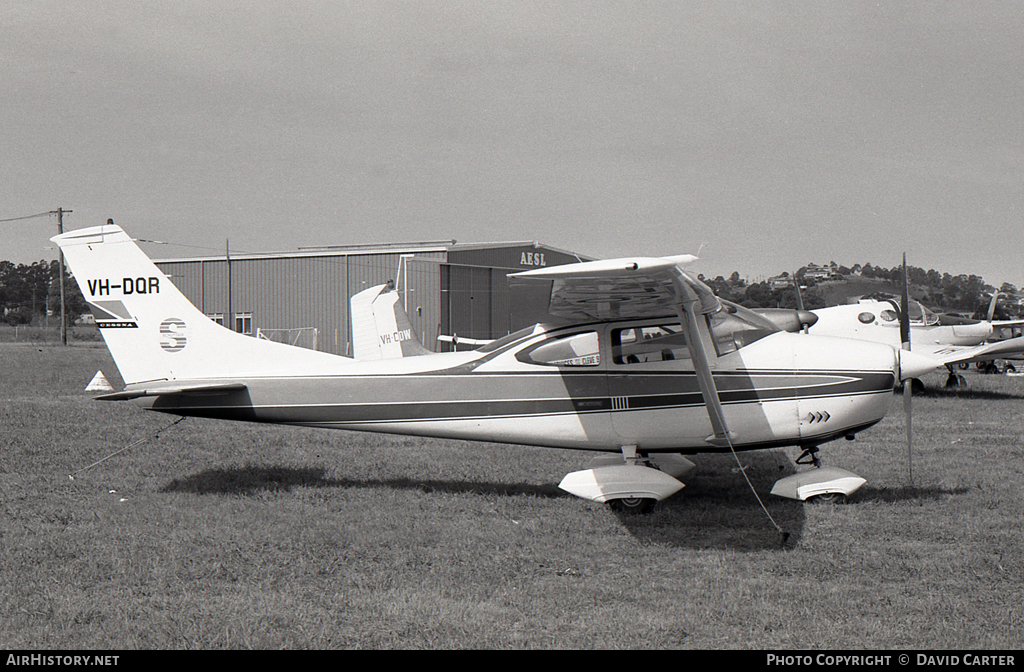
[139,323,898,454]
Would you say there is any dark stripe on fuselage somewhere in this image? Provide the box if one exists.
[147,368,895,425]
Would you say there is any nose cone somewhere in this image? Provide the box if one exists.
[898,348,941,381]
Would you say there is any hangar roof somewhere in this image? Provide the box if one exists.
[155,239,592,266]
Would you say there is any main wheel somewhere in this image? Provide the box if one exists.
[945,373,967,389]
[607,497,656,514]
[808,492,847,505]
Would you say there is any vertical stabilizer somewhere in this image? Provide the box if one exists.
[350,283,432,360]
[52,223,346,386]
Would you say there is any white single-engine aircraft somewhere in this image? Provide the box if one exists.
[54,224,941,512]
[803,298,1024,388]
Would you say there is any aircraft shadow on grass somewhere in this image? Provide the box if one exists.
[612,451,808,551]
[159,464,563,499]
[159,451,810,551]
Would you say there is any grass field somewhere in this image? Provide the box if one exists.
[1,342,1022,649]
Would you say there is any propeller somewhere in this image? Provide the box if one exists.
[793,271,814,334]
[900,253,914,485]
[987,292,1002,323]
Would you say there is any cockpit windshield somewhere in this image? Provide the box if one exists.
[907,300,939,326]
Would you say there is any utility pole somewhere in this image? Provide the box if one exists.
[0,207,71,344]
[55,208,71,346]
[226,239,233,332]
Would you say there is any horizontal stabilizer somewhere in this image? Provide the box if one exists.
[96,382,247,401]
[85,371,114,392]
[437,334,493,348]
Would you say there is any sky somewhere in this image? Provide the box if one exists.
[3,1,1023,288]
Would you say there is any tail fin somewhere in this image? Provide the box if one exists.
[52,224,344,386]
[350,282,432,360]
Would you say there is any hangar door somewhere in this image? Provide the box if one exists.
[444,265,493,342]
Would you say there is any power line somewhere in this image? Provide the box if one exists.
[0,211,54,223]
[0,208,72,345]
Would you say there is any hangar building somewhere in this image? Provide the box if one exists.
[154,240,589,356]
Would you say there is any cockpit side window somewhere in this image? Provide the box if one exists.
[611,324,691,364]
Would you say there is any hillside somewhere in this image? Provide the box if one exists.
[701,267,1021,319]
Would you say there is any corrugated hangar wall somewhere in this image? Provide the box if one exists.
[155,242,586,356]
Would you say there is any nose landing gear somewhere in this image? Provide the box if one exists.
[772,446,866,503]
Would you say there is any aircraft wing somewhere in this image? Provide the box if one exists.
[95,382,247,401]
[512,254,734,446]
[920,336,1024,368]
[509,254,712,321]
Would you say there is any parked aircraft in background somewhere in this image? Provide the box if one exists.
[349,281,431,360]
[54,224,940,513]
[803,298,1024,388]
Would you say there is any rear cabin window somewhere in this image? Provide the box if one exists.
[519,331,601,367]
[476,325,541,353]
[612,324,690,364]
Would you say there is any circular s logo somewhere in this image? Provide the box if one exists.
[159,318,187,353]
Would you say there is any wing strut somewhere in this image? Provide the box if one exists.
[673,279,733,447]
[673,272,789,544]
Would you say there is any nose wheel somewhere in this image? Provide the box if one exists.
[773,447,866,503]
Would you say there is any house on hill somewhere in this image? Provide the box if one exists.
[801,262,841,282]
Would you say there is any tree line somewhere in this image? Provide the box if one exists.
[0,260,88,327]
[699,262,1021,319]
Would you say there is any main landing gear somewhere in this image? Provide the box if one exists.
[771,445,866,504]
[945,364,967,389]
[557,445,694,514]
